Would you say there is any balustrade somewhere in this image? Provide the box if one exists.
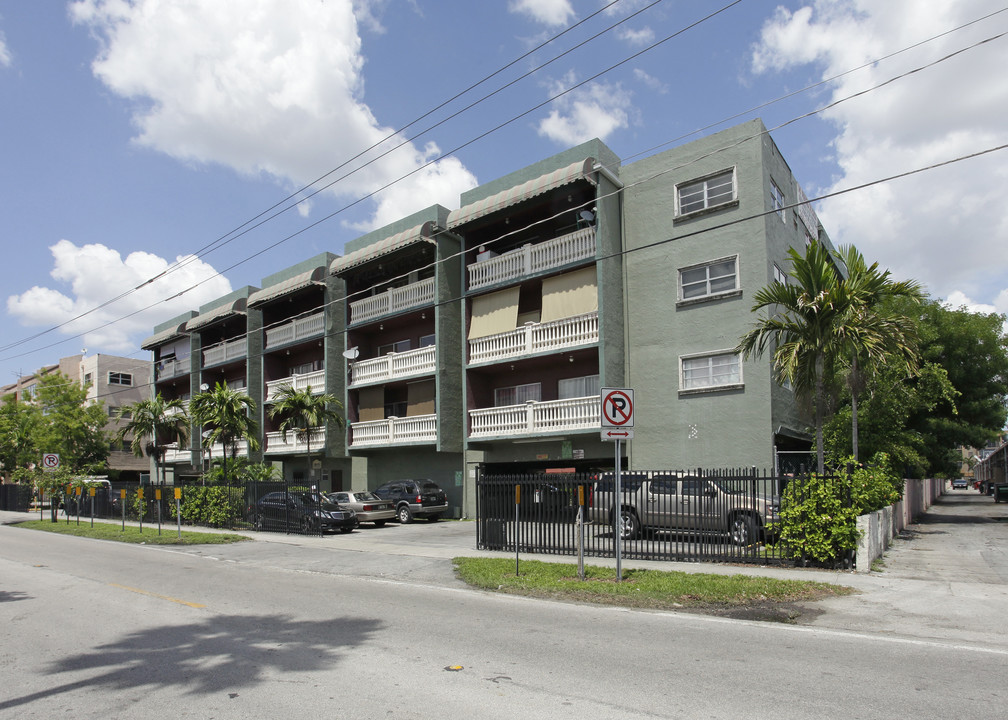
[467,227,595,290]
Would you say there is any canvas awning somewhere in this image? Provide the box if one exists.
[141,321,189,350]
[447,158,596,229]
[248,266,325,307]
[329,221,437,276]
[185,298,248,331]
[468,286,520,340]
[540,267,598,323]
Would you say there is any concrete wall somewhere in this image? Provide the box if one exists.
[855,478,946,572]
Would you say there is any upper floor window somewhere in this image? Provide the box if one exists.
[770,180,786,221]
[558,375,599,400]
[419,334,436,348]
[680,352,742,392]
[675,168,736,217]
[83,373,93,386]
[679,256,738,301]
[108,372,132,386]
[289,360,321,375]
[378,339,411,356]
[773,264,788,285]
[494,382,541,407]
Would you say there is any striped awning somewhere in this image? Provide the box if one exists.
[329,221,437,276]
[447,158,596,229]
[185,298,248,331]
[248,266,325,307]
[141,321,189,351]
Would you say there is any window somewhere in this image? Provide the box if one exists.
[558,375,599,400]
[419,334,436,348]
[494,382,541,407]
[773,264,788,285]
[83,373,93,386]
[289,360,321,375]
[770,180,786,221]
[679,257,738,301]
[108,372,132,386]
[676,169,735,216]
[680,352,742,391]
[378,339,411,356]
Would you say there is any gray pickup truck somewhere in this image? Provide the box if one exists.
[588,472,779,546]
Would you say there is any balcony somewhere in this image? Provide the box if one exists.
[203,337,247,367]
[265,370,326,402]
[265,427,325,454]
[467,227,595,290]
[349,277,435,326]
[469,312,598,365]
[157,356,190,381]
[265,310,325,350]
[349,414,437,447]
[468,396,600,439]
[162,443,192,464]
[349,346,436,386]
[206,439,249,459]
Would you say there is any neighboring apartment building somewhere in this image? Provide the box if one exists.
[0,353,152,480]
[141,118,831,516]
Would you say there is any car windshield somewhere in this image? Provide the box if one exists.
[356,491,381,501]
[421,482,441,492]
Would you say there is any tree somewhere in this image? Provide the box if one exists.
[0,396,42,473]
[737,241,851,474]
[190,382,260,486]
[34,372,108,473]
[267,385,344,487]
[114,394,190,486]
[834,245,924,461]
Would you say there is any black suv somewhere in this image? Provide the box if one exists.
[253,491,358,534]
[373,480,448,523]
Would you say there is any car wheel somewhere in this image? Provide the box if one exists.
[300,516,314,534]
[397,505,413,523]
[428,514,441,523]
[373,520,386,528]
[730,514,757,546]
[618,508,640,540]
[340,526,353,534]
[253,514,265,531]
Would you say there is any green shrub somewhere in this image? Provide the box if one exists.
[778,474,860,564]
[174,486,245,528]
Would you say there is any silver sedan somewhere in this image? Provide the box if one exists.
[326,491,396,527]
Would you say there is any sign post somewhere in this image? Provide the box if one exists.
[601,388,634,582]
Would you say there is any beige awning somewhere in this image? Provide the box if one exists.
[540,267,598,323]
[406,380,436,417]
[248,267,325,307]
[141,321,189,350]
[329,221,437,276]
[468,286,520,340]
[186,298,248,331]
[448,158,596,229]
[358,386,385,422]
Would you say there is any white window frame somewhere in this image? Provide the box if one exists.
[678,255,740,303]
[679,351,743,393]
[773,264,788,285]
[494,382,541,407]
[770,179,786,221]
[108,372,132,386]
[675,168,737,217]
[558,374,599,400]
[378,339,411,356]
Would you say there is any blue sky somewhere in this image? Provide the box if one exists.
[1,0,1006,386]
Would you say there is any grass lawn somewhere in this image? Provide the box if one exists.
[453,557,854,619]
[13,519,250,545]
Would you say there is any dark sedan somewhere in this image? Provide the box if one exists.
[252,491,358,534]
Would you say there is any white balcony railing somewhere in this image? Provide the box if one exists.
[467,227,595,290]
[162,443,192,464]
[469,312,598,365]
[203,337,247,367]
[265,427,325,454]
[349,414,437,447]
[349,277,435,325]
[157,356,191,380]
[349,346,436,386]
[468,396,600,438]
[206,439,249,459]
[265,370,326,401]
[265,311,325,350]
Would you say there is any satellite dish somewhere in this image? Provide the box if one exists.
[579,210,596,224]
[342,346,360,360]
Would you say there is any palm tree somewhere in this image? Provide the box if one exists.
[190,382,260,486]
[267,385,344,488]
[737,241,851,475]
[114,394,190,486]
[834,245,923,461]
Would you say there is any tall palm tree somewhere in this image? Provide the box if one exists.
[834,245,923,461]
[737,241,851,475]
[190,381,260,486]
[114,394,190,486]
[267,385,344,488]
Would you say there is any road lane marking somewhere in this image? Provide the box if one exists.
[109,583,205,609]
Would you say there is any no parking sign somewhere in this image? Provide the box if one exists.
[42,453,60,471]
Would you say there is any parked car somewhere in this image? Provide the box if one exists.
[951,477,969,489]
[252,491,358,534]
[373,479,448,523]
[326,490,395,526]
[588,472,779,546]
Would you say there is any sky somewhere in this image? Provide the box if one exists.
[1,0,1006,385]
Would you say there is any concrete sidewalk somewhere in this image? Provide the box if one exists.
[4,488,1007,650]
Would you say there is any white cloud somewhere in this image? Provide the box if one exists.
[0,25,11,67]
[538,75,632,145]
[617,25,655,46]
[70,0,476,231]
[634,68,668,94]
[942,290,1008,335]
[752,0,1008,310]
[509,0,574,27]
[6,240,233,352]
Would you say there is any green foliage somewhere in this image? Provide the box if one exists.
[203,458,278,486]
[847,453,903,514]
[34,372,109,472]
[175,486,245,528]
[13,520,248,545]
[0,398,42,471]
[114,393,189,485]
[778,475,860,564]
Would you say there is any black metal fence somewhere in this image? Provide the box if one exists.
[476,468,856,568]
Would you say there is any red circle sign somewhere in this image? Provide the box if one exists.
[602,390,633,426]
